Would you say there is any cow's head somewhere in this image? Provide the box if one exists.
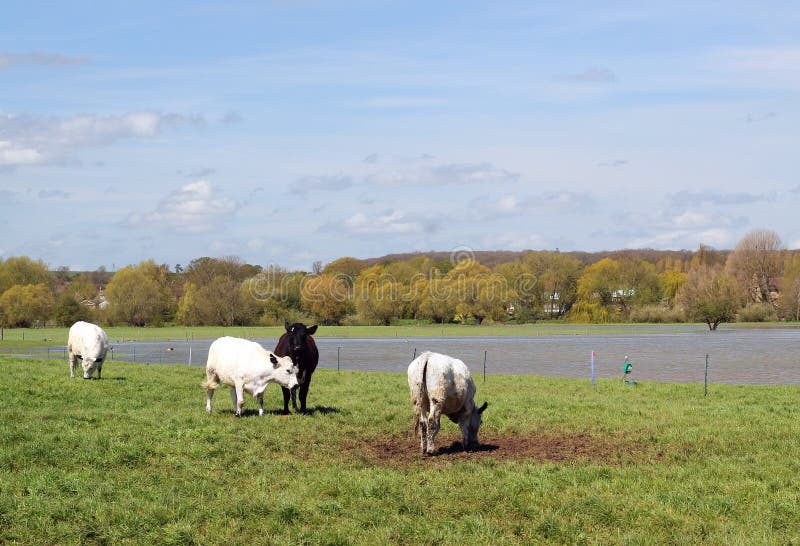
[465,401,488,451]
[269,353,299,390]
[82,358,102,379]
[284,322,317,354]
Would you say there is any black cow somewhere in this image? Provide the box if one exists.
[274,322,319,414]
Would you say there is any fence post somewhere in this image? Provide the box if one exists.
[337,346,340,372]
[133,347,136,362]
[188,343,192,366]
[483,350,487,383]
[412,348,417,360]
[704,354,709,397]
[591,351,595,387]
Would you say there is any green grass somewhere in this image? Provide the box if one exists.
[1,357,799,544]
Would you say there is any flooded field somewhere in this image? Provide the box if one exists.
[12,325,798,385]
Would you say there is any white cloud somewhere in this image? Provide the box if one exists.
[330,209,437,236]
[483,191,595,215]
[288,175,354,194]
[0,51,89,69]
[0,111,203,168]
[365,162,519,187]
[0,140,43,166]
[626,228,733,250]
[126,180,238,233]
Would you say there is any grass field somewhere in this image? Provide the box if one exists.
[4,321,797,349]
[1,357,798,544]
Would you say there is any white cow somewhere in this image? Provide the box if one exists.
[68,321,109,379]
[203,336,299,417]
[408,351,488,455]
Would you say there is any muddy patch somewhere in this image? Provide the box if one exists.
[349,430,664,467]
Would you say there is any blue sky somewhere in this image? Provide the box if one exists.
[1,1,798,271]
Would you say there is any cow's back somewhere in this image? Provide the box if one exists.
[207,336,269,380]
[68,321,108,360]
[409,351,474,415]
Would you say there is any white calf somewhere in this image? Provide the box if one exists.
[203,336,299,417]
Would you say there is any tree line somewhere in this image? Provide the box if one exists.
[1,229,798,330]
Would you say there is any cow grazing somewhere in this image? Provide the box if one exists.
[203,336,298,417]
[407,351,488,455]
[274,322,319,414]
[68,321,109,379]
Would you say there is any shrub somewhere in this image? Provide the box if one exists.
[736,303,777,323]
[629,305,686,323]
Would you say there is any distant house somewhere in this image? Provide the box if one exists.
[543,292,560,315]
[611,288,635,302]
[81,288,109,310]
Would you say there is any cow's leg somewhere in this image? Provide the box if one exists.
[415,406,429,454]
[206,387,215,414]
[291,386,298,412]
[96,359,103,380]
[425,404,442,456]
[69,350,76,379]
[281,386,291,415]
[234,382,245,417]
[297,376,311,413]
[230,387,239,416]
[257,392,265,416]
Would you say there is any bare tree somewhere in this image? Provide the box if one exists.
[725,229,783,307]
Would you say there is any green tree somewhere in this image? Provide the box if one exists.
[413,278,456,323]
[678,265,737,330]
[323,257,367,288]
[777,253,800,321]
[0,256,52,295]
[53,292,90,326]
[660,269,687,306]
[105,261,174,326]
[301,274,353,324]
[0,284,54,327]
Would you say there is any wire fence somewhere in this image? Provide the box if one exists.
[2,328,799,386]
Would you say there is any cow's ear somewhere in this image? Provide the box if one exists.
[306,325,318,335]
[478,402,488,414]
[284,321,291,332]
[270,354,279,368]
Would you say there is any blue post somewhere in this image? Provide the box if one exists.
[591,351,595,387]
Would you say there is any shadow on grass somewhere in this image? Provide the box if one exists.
[217,405,342,418]
[434,441,500,456]
[303,405,341,416]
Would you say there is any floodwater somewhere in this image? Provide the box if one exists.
[23,325,798,385]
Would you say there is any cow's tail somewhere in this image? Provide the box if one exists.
[201,368,219,390]
[412,353,429,439]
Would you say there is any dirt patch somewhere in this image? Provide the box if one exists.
[348,430,664,467]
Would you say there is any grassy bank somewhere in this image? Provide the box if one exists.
[4,321,793,349]
[1,357,798,544]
